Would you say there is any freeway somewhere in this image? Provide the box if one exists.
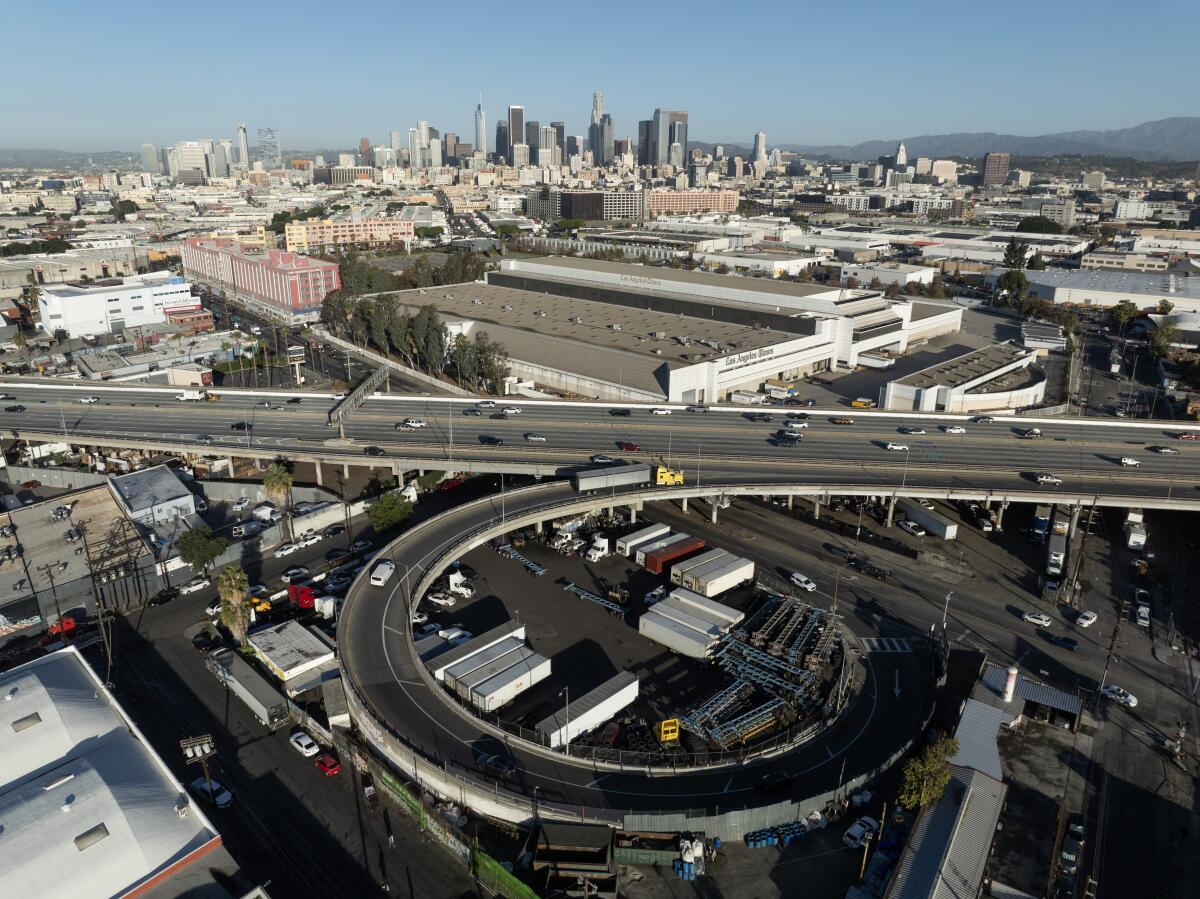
[3,380,1200,506]
[338,478,935,822]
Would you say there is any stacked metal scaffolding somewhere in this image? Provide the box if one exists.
[562,581,626,618]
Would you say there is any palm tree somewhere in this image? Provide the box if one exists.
[216,564,251,646]
[263,461,294,540]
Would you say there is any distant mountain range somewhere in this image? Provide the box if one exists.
[705,118,1200,162]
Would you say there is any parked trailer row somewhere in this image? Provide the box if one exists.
[453,646,536,701]
[896,499,958,540]
[442,637,527,691]
[536,671,640,749]
[617,524,671,557]
[639,611,716,660]
[670,549,729,587]
[683,556,755,597]
[206,648,289,729]
[669,588,744,629]
[428,620,526,681]
[636,533,693,567]
[651,597,722,638]
[645,535,706,575]
[471,654,552,712]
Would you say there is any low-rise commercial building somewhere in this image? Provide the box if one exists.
[181,237,342,321]
[109,464,198,526]
[988,267,1200,314]
[839,262,937,288]
[283,217,415,253]
[882,341,1044,412]
[1080,250,1170,273]
[36,272,199,339]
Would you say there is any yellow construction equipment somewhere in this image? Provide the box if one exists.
[656,718,680,745]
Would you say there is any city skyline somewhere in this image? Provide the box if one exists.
[3,0,1197,151]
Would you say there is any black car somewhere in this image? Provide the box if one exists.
[477,753,517,777]
[480,435,504,446]
[364,446,386,456]
[609,408,631,417]
[5,404,25,413]
[149,587,179,607]
[230,421,252,430]
[325,545,351,562]
[744,412,773,422]
[191,631,216,652]
[322,524,345,537]
[287,397,303,404]
[1051,635,1080,652]
[824,543,856,560]
[861,565,890,580]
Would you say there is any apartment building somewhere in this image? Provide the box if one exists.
[283,218,415,253]
[646,189,739,217]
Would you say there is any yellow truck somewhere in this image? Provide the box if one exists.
[654,465,684,486]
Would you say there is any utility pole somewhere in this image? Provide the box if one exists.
[1066,496,1098,609]
[35,562,70,643]
[1097,600,1130,705]
[80,529,115,682]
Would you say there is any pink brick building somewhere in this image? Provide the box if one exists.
[647,189,740,217]
[181,237,342,320]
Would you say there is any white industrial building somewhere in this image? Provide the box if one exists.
[882,342,1044,412]
[0,649,240,898]
[36,271,199,338]
[988,268,1200,314]
[839,262,937,288]
[108,464,199,525]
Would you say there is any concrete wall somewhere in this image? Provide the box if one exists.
[0,465,110,491]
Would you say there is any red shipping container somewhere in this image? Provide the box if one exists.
[644,537,706,575]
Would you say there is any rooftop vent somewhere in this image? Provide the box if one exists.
[501,304,513,311]
[608,323,622,331]
[471,298,482,305]
[651,331,667,339]
[569,315,583,324]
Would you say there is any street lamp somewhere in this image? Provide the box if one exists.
[942,591,954,630]
[900,446,911,490]
[559,686,570,755]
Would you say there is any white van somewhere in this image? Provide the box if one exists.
[369,560,396,587]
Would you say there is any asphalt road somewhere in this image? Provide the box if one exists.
[338,478,935,821]
[4,380,1200,504]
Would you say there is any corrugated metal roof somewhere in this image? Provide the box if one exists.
[980,663,1081,715]
[950,698,1013,781]
[885,765,1007,899]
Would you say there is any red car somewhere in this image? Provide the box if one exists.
[436,477,464,492]
[19,480,41,490]
[617,442,640,452]
[314,754,342,776]
[1175,432,1198,441]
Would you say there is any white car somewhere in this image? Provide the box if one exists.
[790,572,817,592]
[232,497,250,512]
[411,610,429,626]
[1022,611,1053,627]
[524,432,547,443]
[369,560,396,587]
[901,426,925,435]
[885,442,909,452]
[590,454,614,465]
[843,816,879,849]
[1154,446,1179,455]
[477,400,496,409]
[179,576,210,595]
[403,418,427,429]
[79,396,99,404]
[917,498,935,510]
[1076,610,1098,628]
[1119,457,1141,467]
[289,731,320,757]
[1136,604,1150,627]
[190,776,234,809]
[300,532,322,547]
[898,519,926,537]
[502,406,521,415]
[1036,473,1063,486]
[427,592,457,607]
[650,407,672,415]
[942,425,966,435]
[1101,684,1138,707]
[280,566,310,584]
[273,542,298,559]
[332,392,347,401]
[205,599,222,617]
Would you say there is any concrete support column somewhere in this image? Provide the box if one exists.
[418,468,425,477]
[711,502,719,524]
[995,501,1008,531]
[313,464,323,486]
[681,497,689,513]
[886,495,897,528]
[607,505,614,518]
[812,498,820,519]
[629,505,637,524]
[787,495,794,510]
[343,464,350,480]
[535,521,543,534]
[1069,505,1080,538]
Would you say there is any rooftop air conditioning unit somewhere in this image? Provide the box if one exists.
[502,304,513,311]
[570,315,583,323]
[653,349,663,355]
[608,323,622,331]
[471,298,482,305]
[651,331,667,339]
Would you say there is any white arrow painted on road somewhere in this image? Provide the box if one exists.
[894,670,902,699]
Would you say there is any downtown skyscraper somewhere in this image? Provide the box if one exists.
[475,97,486,155]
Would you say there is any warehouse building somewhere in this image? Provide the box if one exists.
[36,272,200,339]
[882,341,1043,412]
[987,267,1200,314]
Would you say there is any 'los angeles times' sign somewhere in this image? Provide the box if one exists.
[722,346,776,368]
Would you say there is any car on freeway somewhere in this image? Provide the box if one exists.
[885,442,909,452]
[1119,457,1141,467]
[190,777,234,809]
[477,753,517,777]
[287,397,302,405]
[0,393,11,400]
[609,407,631,417]
[280,566,310,584]
[1174,432,1198,441]
[789,572,817,592]
[364,446,386,456]
[477,400,495,409]
[1019,427,1042,439]
[289,731,320,757]
[479,435,504,446]
[685,404,709,413]
[401,418,426,429]
[860,563,890,580]
[332,392,347,401]
[148,587,179,607]
[427,592,457,607]
[842,816,879,849]
[787,412,809,420]
[1036,473,1063,486]
[502,406,521,415]
[1049,634,1080,652]
[824,543,856,560]
[831,417,854,425]
[462,407,482,416]
[901,426,925,435]
[744,411,773,423]
[79,396,99,404]
[315,754,342,776]
[5,404,26,413]
[256,400,272,408]
[650,407,672,415]
[524,432,547,442]
[1076,610,1098,628]
[1151,445,1179,454]
[273,542,298,558]
[973,415,995,423]
[757,770,794,792]
[1101,684,1137,707]
[617,441,641,452]
[1022,611,1053,627]
[180,576,210,595]
[590,454,615,464]
[941,425,966,434]
[230,421,252,430]
[19,480,42,490]
[898,519,926,537]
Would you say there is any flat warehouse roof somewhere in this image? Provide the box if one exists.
[894,341,1032,389]
[1019,267,1200,299]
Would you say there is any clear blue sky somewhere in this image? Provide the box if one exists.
[6,0,1198,151]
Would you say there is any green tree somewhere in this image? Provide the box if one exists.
[553,218,585,232]
[263,462,294,539]
[1156,299,1174,315]
[177,526,228,575]
[1002,237,1029,269]
[320,290,352,336]
[415,226,444,239]
[997,268,1028,301]
[409,304,446,371]
[1111,300,1139,332]
[216,564,251,645]
[368,492,414,532]
[1016,215,1063,235]
[474,331,510,394]
[927,274,946,298]
[1026,252,1047,270]
[1151,322,1178,358]
[449,333,480,388]
[899,732,959,810]
[366,293,397,356]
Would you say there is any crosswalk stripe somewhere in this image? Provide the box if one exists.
[859,637,913,653]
